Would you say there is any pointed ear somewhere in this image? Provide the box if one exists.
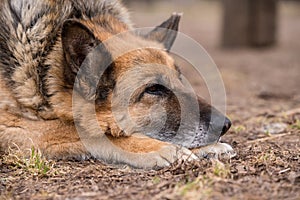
[61,20,113,101]
[144,13,181,51]
[62,19,99,75]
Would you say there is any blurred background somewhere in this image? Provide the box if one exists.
[124,0,300,120]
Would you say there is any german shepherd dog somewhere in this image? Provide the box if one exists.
[0,0,233,169]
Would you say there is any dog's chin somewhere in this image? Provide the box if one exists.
[191,142,236,159]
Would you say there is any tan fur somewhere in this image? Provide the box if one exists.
[107,134,167,154]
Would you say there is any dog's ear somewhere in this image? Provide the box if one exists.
[62,19,100,75]
[62,20,113,101]
[143,13,181,51]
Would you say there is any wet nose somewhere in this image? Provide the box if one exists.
[221,117,231,136]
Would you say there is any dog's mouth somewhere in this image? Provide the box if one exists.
[189,128,236,159]
[188,133,221,149]
[187,126,222,149]
[145,120,231,150]
[188,117,232,149]
[154,126,224,149]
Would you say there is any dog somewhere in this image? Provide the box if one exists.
[0,0,233,169]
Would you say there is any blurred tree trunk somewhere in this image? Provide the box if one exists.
[222,0,278,47]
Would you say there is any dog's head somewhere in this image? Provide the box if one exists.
[60,14,231,149]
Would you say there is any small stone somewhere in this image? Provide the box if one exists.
[260,123,288,135]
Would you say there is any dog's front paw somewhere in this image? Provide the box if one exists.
[132,144,197,169]
[104,133,197,169]
[192,142,236,159]
[149,144,198,168]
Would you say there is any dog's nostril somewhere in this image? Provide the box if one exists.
[221,118,231,136]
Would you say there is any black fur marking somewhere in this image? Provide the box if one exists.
[7,2,21,29]
[0,26,17,86]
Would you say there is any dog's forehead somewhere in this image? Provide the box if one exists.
[113,46,179,78]
[112,47,183,92]
[83,19,179,78]
[133,48,175,68]
[81,17,178,71]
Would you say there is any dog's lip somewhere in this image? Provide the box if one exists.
[189,136,222,150]
[218,137,222,143]
[189,140,219,150]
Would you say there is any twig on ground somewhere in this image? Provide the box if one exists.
[280,108,300,116]
[246,132,292,144]
[279,168,291,174]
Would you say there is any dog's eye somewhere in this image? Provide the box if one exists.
[145,84,167,96]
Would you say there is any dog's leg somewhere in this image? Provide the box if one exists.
[83,133,197,169]
[0,127,89,160]
[0,111,89,160]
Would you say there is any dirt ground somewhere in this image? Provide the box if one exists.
[1,1,300,199]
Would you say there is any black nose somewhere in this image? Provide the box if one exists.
[221,118,231,136]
